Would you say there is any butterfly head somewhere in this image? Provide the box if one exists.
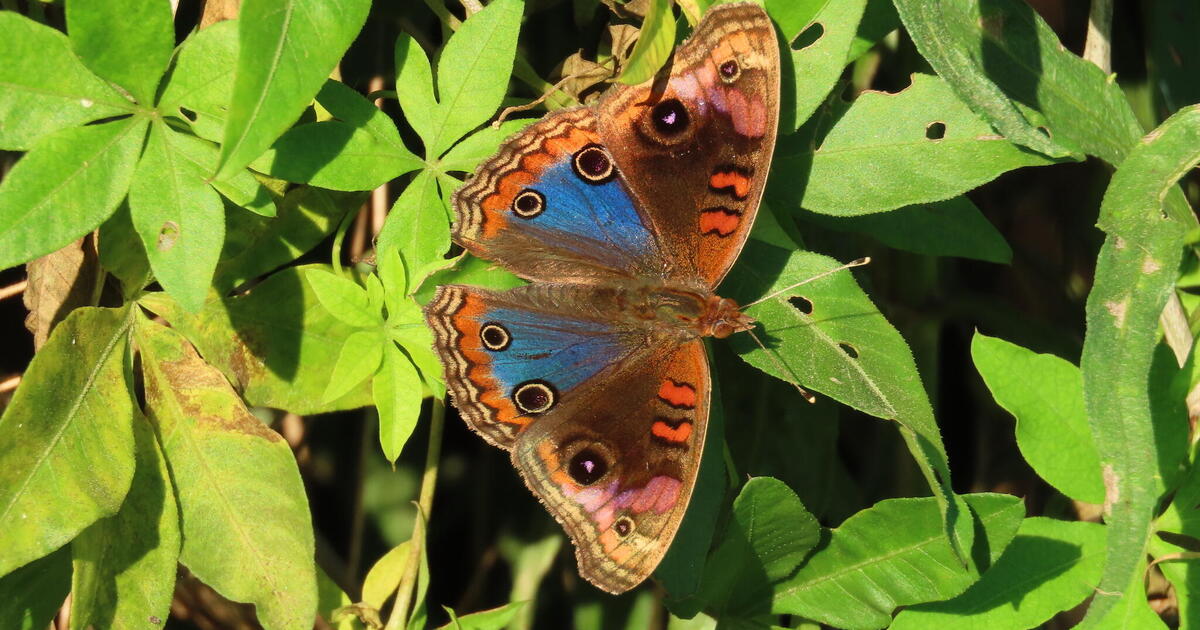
[700,295,755,339]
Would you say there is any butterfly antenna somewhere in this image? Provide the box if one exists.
[742,257,871,309]
[745,327,816,403]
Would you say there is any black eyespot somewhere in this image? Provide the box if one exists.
[568,447,607,485]
[718,59,740,82]
[651,99,689,136]
[513,380,557,414]
[572,144,615,184]
[614,516,634,537]
[480,323,510,351]
[512,189,545,218]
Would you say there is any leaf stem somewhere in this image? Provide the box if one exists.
[331,202,359,277]
[1083,0,1113,74]
[385,397,445,629]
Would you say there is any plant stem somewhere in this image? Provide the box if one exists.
[459,0,484,16]
[1083,0,1113,74]
[385,397,445,630]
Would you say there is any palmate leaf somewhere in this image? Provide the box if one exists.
[1077,104,1200,627]
[0,12,132,151]
[128,122,226,313]
[253,80,424,191]
[0,306,136,578]
[216,0,372,179]
[65,0,174,105]
[377,172,452,291]
[0,117,147,271]
[374,343,424,462]
[158,20,239,143]
[69,410,179,630]
[136,317,316,630]
[139,265,375,414]
[725,242,967,560]
[771,493,1025,630]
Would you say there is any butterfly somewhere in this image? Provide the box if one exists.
[424,2,779,594]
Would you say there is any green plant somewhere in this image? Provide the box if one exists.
[0,0,1197,628]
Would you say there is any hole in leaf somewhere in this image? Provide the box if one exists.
[792,22,824,51]
[925,121,946,140]
[838,342,859,359]
[157,221,180,252]
[1037,125,1052,139]
[788,296,813,314]
[179,107,198,122]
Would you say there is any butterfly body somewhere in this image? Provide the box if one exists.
[425,2,778,593]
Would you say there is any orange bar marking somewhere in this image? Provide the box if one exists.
[652,420,693,443]
[700,208,740,236]
[710,170,751,199]
[657,380,696,409]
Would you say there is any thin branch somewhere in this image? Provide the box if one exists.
[459,0,484,16]
[1083,0,1113,74]
[0,280,27,301]
[0,375,20,394]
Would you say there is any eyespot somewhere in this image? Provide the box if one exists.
[651,99,690,136]
[512,189,545,218]
[572,144,615,184]
[568,447,608,485]
[718,59,740,83]
[513,380,557,414]
[613,516,635,537]
[479,322,510,351]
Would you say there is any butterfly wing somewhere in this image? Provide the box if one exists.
[452,107,666,284]
[597,2,780,288]
[511,340,710,593]
[425,282,652,449]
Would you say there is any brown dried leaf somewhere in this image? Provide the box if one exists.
[23,235,100,350]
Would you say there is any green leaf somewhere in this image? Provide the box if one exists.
[388,308,447,401]
[1077,104,1200,627]
[726,243,965,560]
[617,0,677,85]
[139,266,375,414]
[361,541,410,610]
[970,332,1104,503]
[697,477,820,622]
[891,0,1075,158]
[895,0,1145,164]
[374,343,423,463]
[394,32,438,148]
[69,412,179,630]
[65,0,174,104]
[890,517,1106,630]
[306,268,382,329]
[846,0,900,62]
[0,307,135,577]
[165,130,278,217]
[215,187,360,292]
[435,602,527,630]
[254,81,424,190]
[774,74,1057,215]
[137,318,317,630]
[98,202,152,296]
[436,119,533,174]
[0,117,147,271]
[1092,557,1169,630]
[378,248,408,316]
[158,20,239,142]
[427,0,525,157]
[0,547,71,630]
[499,533,560,629]
[316,567,356,630]
[0,12,131,150]
[324,330,385,404]
[771,493,1025,630]
[128,122,226,313]
[769,0,868,131]
[377,172,451,291]
[216,0,372,179]
[799,197,1012,263]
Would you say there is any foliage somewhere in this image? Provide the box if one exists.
[0,0,1197,628]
